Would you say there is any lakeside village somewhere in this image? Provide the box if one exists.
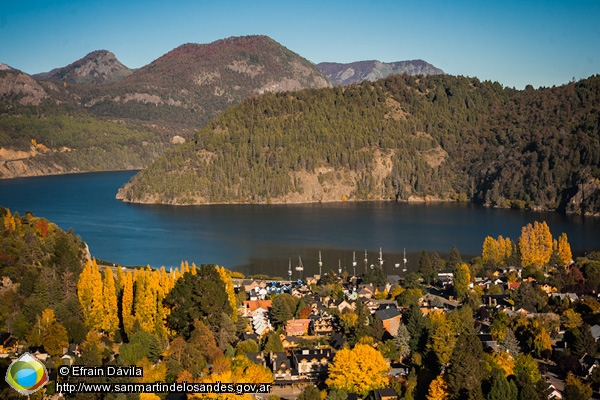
[3,221,600,400]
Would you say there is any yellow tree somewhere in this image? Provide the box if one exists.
[122,272,135,337]
[102,268,119,334]
[562,309,583,330]
[428,312,457,366]
[556,232,573,266]
[326,343,389,396]
[134,269,157,333]
[519,221,553,267]
[427,375,450,400]
[217,266,238,322]
[482,236,499,266]
[77,259,105,331]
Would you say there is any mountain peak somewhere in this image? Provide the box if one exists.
[317,59,444,86]
[33,50,132,84]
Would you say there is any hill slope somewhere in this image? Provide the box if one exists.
[117,74,600,215]
[317,60,444,86]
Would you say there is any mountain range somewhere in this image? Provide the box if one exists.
[317,60,444,86]
[0,35,445,179]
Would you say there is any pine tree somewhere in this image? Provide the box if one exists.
[419,250,435,284]
[447,246,463,270]
[488,372,518,400]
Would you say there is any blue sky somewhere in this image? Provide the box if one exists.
[1,0,598,89]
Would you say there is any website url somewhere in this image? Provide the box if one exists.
[56,381,272,394]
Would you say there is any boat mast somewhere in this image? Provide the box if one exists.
[288,258,292,284]
[403,248,408,272]
[352,251,357,277]
[318,251,323,277]
[364,249,368,274]
[295,256,304,280]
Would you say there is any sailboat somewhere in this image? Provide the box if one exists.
[378,247,384,267]
[318,251,323,277]
[295,256,304,280]
[403,248,408,272]
[352,251,357,276]
[288,258,292,282]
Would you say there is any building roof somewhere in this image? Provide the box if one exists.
[376,307,401,321]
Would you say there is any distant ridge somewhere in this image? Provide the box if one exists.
[33,50,132,84]
[317,59,444,86]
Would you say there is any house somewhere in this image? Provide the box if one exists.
[335,299,355,313]
[372,387,399,400]
[437,270,454,286]
[269,352,292,380]
[280,335,300,349]
[285,319,311,336]
[0,333,18,356]
[246,352,266,366]
[311,315,334,335]
[375,307,402,337]
[291,349,333,378]
[243,300,272,317]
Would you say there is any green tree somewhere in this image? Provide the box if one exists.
[446,332,486,400]
[453,263,471,301]
[487,371,518,400]
[419,250,435,284]
[563,373,592,400]
[270,293,297,328]
[164,265,232,338]
[447,246,463,270]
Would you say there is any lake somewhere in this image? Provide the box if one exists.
[0,171,599,277]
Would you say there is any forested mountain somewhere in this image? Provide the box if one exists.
[117,74,600,215]
[33,35,331,133]
[0,35,331,178]
[317,60,444,86]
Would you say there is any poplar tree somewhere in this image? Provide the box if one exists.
[518,221,553,267]
[77,259,105,331]
[102,268,119,334]
[121,271,135,338]
[556,232,573,266]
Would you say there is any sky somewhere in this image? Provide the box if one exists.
[1,0,599,89]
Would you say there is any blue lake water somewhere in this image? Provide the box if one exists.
[0,170,599,277]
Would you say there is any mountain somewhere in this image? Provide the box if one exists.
[78,35,331,131]
[0,35,331,178]
[116,74,600,216]
[0,70,48,105]
[0,62,16,72]
[33,50,133,84]
[317,60,444,86]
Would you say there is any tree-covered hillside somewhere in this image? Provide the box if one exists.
[0,101,172,178]
[118,74,600,215]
